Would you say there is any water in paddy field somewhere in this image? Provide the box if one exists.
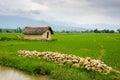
[0,66,50,80]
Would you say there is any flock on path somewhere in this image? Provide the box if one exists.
[18,50,112,74]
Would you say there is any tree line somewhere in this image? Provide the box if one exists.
[0,27,120,33]
[58,29,120,33]
[0,27,22,33]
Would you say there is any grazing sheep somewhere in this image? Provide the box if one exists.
[17,50,112,74]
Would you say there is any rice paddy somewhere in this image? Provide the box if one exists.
[0,33,120,80]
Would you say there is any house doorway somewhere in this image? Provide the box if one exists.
[47,32,49,39]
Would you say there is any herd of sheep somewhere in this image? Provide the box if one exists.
[18,50,112,74]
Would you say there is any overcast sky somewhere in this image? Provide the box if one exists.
[0,0,120,28]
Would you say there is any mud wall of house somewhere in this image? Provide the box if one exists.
[24,30,51,40]
[24,35,43,40]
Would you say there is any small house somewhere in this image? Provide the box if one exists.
[23,26,54,40]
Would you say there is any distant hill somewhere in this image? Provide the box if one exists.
[77,24,120,31]
[0,16,120,31]
[0,16,87,31]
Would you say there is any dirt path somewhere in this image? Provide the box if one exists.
[98,44,105,60]
[112,69,120,74]
[93,39,105,60]
[97,44,120,74]
[107,36,119,41]
[95,41,120,74]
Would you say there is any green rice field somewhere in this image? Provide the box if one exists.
[0,33,120,80]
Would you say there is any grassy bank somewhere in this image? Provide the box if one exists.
[0,33,120,80]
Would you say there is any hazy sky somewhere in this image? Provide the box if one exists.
[0,0,120,28]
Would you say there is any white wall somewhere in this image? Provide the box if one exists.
[24,30,52,40]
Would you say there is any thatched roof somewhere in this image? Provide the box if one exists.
[23,26,54,35]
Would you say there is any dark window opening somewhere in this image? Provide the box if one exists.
[47,32,49,39]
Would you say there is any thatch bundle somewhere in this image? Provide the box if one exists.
[18,50,112,74]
